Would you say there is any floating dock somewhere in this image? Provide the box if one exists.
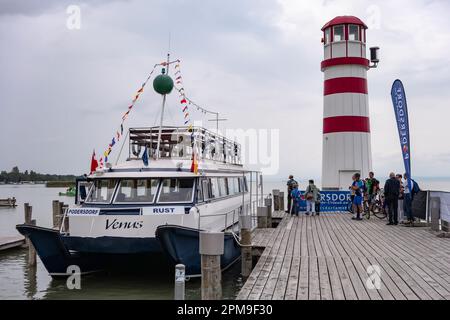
[240,211,450,300]
[0,236,25,251]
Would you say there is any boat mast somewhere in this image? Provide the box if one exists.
[156,52,170,159]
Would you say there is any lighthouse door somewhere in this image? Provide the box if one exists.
[338,170,360,191]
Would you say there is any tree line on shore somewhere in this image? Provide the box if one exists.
[0,167,77,183]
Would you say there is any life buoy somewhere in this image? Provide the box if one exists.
[132,144,142,157]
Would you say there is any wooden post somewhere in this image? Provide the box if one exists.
[28,219,37,267]
[62,204,69,233]
[52,200,60,229]
[200,231,224,300]
[430,197,440,232]
[24,203,32,225]
[272,189,280,211]
[240,215,252,278]
[279,191,285,212]
[257,206,268,228]
[264,197,272,228]
[24,203,36,267]
[174,264,185,300]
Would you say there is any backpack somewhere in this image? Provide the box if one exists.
[412,179,420,195]
[361,181,367,194]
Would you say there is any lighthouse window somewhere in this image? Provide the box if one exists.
[86,179,117,203]
[333,25,344,41]
[324,28,331,44]
[114,179,158,203]
[348,25,359,41]
[158,178,194,203]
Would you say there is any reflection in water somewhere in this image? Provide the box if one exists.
[24,258,37,299]
[1,247,244,300]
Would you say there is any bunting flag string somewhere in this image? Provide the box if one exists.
[173,60,193,132]
[96,58,219,171]
[101,63,163,164]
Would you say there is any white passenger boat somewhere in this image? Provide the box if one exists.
[17,126,263,277]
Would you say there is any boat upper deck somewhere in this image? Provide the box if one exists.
[128,126,242,166]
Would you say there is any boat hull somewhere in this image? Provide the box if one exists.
[16,224,167,277]
[155,224,241,277]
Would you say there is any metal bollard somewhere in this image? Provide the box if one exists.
[430,197,440,231]
[264,197,273,227]
[174,264,185,300]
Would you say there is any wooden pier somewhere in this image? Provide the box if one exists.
[0,236,25,251]
[0,197,17,207]
[239,211,450,300]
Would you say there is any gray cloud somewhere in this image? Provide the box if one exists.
[0,0,449,180]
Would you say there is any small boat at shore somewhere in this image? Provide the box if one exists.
[0,198,17,208]
[59,187,76,197]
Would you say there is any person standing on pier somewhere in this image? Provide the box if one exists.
[304,179,319,216]
[384,172,400,225]
[397,174,405,222]
[403,173,420,223]
[315,187,321,216]
[290,182,301,217]
[366,172,379,211]
[286,175,297,213]
[351,173,364,221]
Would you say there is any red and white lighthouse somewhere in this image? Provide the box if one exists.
[321,16,379,190]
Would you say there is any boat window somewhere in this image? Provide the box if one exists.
[210,178,220,198]
[324,28,331,44]
[114,179,159,203]
[158,178,194,203]
[196,179,204,202]
[218,178,229,197]
[348,24,359,41]
[333,25,344,41]
[86,179,117,203]
[202,178,213,200]
[239,176,248,193]
[228,178,236,195]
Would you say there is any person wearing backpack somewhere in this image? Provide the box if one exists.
[384,172,400,225]
[290,182,301,217]
[286,175,298,213]
[403,173,420,222]
[305,179,319,216]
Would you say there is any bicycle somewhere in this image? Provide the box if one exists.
[370,192,387,219]
[347,197,370,218]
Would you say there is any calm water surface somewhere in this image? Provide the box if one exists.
[1,178,448,299]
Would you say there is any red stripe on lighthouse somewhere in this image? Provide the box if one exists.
[321,57,369,70]
[323,116,370,133]
[324,77,368,95]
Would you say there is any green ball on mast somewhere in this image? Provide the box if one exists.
[153,68,174,95]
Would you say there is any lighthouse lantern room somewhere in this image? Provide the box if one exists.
[321,15,379,190]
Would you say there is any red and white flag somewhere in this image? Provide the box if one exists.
[90,150,99,174]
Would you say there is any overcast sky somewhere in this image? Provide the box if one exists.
[0,0,449,181]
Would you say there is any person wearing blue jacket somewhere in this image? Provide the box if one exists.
[290,182,301,217]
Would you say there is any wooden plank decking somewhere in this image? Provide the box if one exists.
[0,236,25,251]
[238,211,450,300]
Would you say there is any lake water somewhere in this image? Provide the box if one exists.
[1,178,449,299]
